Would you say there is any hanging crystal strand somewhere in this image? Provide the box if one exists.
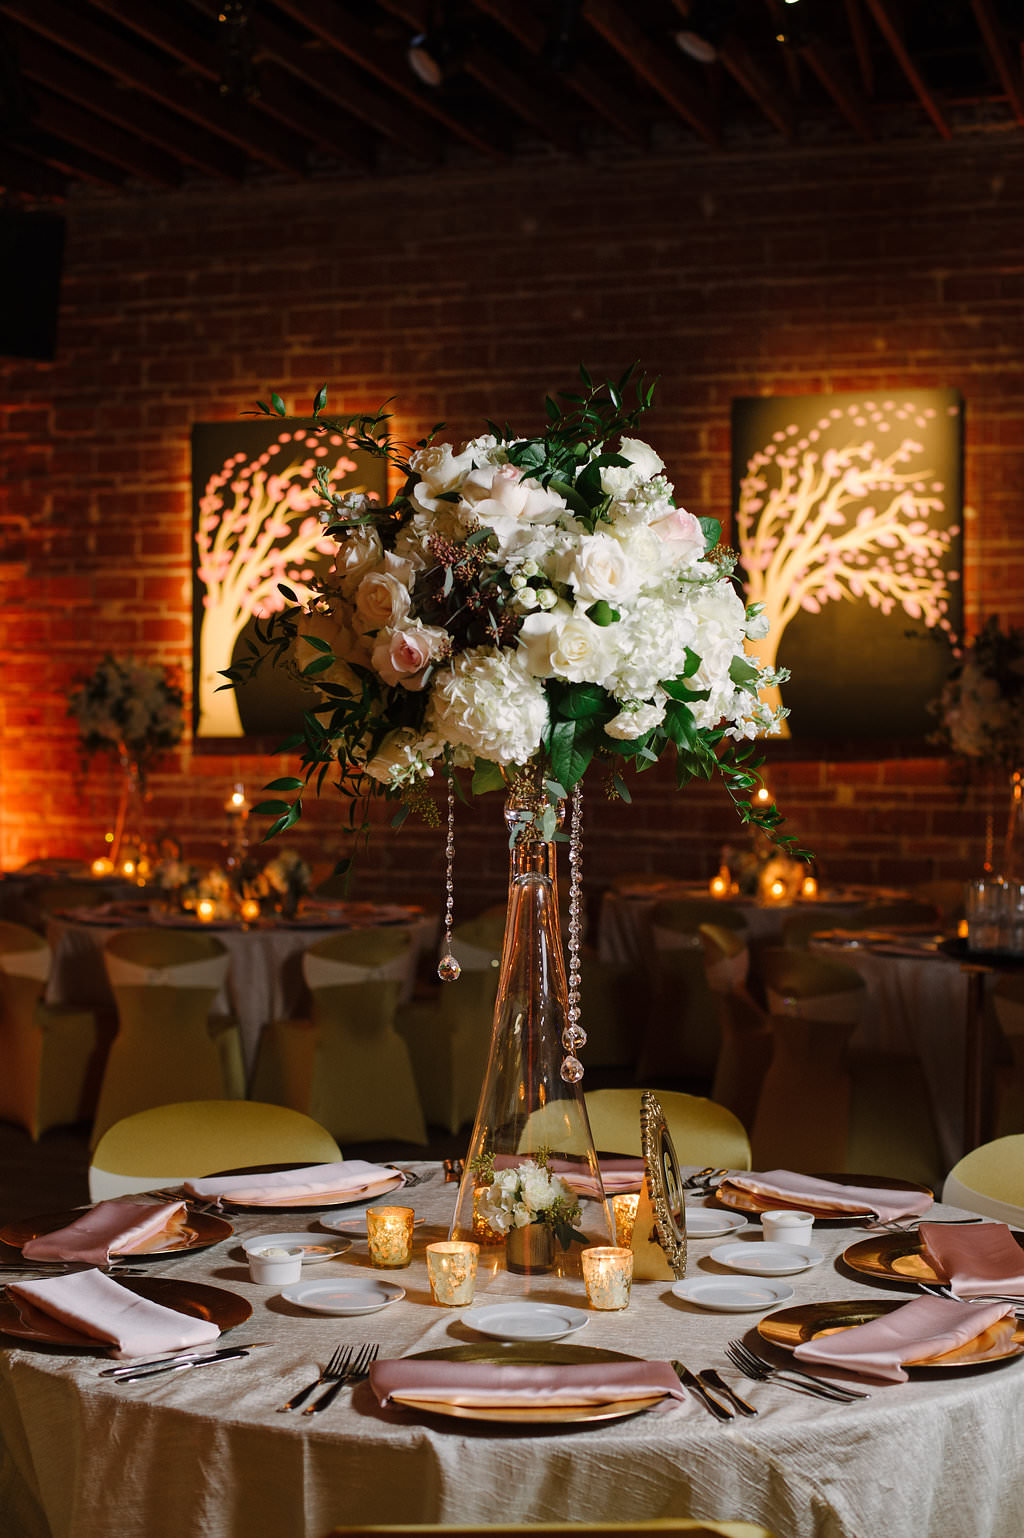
[437,773,462,982]
[560,783,586,1084]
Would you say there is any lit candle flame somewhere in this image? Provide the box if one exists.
[801,875,818,899]
[197,899,216,922]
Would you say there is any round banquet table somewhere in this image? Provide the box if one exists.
[43,902,435,1076]
[1,1166,1023,1538]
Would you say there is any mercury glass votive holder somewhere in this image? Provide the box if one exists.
[426,1241,479,1305]
[366,1205,416,1269]
[581,1246,633,1311]
[611,1194,640,1248]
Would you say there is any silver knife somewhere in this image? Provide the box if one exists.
[112,1348,252,1383]
[698,1367,758,1416]
[671,1360,733,1421]
[101,1342,271,1376]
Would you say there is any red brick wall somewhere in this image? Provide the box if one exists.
[1,134,1022,910]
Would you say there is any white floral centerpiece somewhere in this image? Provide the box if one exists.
[472,1152,586,1254]
[261,848,312,917]
[930,617,1024,769]
[231,367,804,864]
[69,655,184,782]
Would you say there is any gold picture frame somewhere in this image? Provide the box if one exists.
[640,1090,687,1278]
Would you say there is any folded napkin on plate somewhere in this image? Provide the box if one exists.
[183,1159,401,1206]
[21,1199,188,1264]
[919,1221,1024,1300]
[793,1295,1014,1383]
[370,1357,687,1409]
[559,1158,646,1198]
[7,1269,220,1359]
[727,1169,933,1223]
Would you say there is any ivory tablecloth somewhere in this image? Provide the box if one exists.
[2,1165,1023,1538]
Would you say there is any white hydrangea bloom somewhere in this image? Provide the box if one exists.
[426,647,549,766]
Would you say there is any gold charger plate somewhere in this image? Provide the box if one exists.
[842,1229,1024,1287]
[714,1173,932,1224]
[0,1206,233,1259]
[0,1276,252,1350]
[758,1299,1024,1370]
[392,1341,667,1425]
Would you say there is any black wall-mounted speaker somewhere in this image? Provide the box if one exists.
[0,210,66,361]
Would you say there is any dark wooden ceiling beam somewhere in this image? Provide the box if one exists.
[582,0,720,146]
[969,0,1024,124]
[0,144,68,200]
[860,0,951,138]
[90,0,373,171]
[468,0,648,147]
[0,0,311,173]
[272,0,505,159]
[798,36,875,140]
[11,27,245,180]
[15,131,125,187]
[719,35,798,139]
[27,94,182,185]
[844,0,876,96]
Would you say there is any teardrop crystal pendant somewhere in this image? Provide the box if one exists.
[448,774,613,1278]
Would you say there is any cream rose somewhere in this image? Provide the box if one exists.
[353,563,414,634]
[332,526,383,597]
[460,464,566,550]
[518,608,617,686]
[557,531,642,605]
[409,442,475,513]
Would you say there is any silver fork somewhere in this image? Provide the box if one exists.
[277,1345,351,1412]
[726,1339,870,1402]
[303,1342,379,1414]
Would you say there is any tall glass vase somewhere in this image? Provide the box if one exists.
[449,778,614,1278]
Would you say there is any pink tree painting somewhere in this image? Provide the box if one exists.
[194,426,373,738]
[734,394,962,736]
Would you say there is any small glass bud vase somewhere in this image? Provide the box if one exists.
[449,775,614,1277]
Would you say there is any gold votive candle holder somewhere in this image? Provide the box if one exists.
[581,1246,633,1311]
[426,1241,479,1305]
[611,1194,640,1248]
[366,1205,416,1269]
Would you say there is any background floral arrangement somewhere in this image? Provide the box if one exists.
[232,367,804,858]
[930,617,1024,769]
[69,655,184,782]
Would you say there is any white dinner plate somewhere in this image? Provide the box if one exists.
[709,1241,825,1277]
[462,1303,589,1342]
[684,1209,748,1240]
[241,1232,351,1263]
[320,1212,425,1238]
[281,1278,405,1316]
[671,1277,795,1313]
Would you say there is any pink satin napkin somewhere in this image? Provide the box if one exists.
[727,1169,933,1223]
[560,1158,646,1198]
[793,1295,1014,1383]
[919,1221,1024,1300]
[183,1159,402,1206]
[21,1200,187,1264]
[370,1357,687,1409]
[6,1270,221,1359]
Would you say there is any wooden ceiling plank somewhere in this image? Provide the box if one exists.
[12,27,245,180]
[844,0,876,96]
[718,34,798,139]
[30,96,182,184]
[0,0,311,174]
[468,0,648,146]
[798,37,875,141]
[272,0,505,159]
[860,0,951,138]
[582,0,719,146]
[969,0,1024,124]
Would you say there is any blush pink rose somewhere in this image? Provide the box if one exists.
[371,625,444,690]
[648,507,706,566]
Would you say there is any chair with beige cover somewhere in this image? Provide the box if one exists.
[90,929,243,1147]
[942,1135,1024,1226]
[89,1098,342,1200]
[642,901,749,1082]
[253,928,427,1146]
[699,924,772,1131]
[0,920,98,1139]
[583,1087,752,1170]
[396,911,505,1136]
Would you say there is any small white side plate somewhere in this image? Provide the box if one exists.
[281,1278,405,1316]
[671,1277,795,1313]
[463,1303,589,1342]
[241,1232,351,1263]
[685,1210,748,1240]
[320,1212,424,1238]
[710,1241,825,1276]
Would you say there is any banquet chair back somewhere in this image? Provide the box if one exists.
[758,947,866,1025]
[0,920,97,1139]
[642,900,748,1080]
[90,929,241,1147]
[89,1099,342,1199]
[942,1135,1024,1226]
[699,925,771,1131]
[254,928,427,1145]
[583,1087,752,1169]
[750,1012,854,1171]
[396,911,505,1135]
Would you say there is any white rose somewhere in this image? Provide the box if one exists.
[409,442,476,513]
[557,531,642,605]
[353,569,412,634]
[521,1169,557,1213]
[604,699,666,740]
[332,527,383,597]
[518,608,617,686]
[460,463,566,550]
[648,507,706,567]
[600,435,666,497]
